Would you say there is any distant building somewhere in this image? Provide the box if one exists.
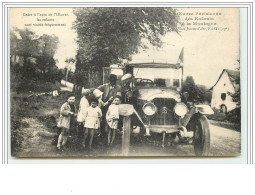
[10,55,37,66]
[210,69,240,113]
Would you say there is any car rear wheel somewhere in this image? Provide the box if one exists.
[193,115,210,156]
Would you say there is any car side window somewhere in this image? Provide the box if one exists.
[173,79,180,87]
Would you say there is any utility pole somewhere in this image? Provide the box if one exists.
[65,58,75,86]
[65,65,70,86]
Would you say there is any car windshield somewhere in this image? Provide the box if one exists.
[133,67,182,88]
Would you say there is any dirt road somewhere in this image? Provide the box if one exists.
[13,118,241,158]
[128,122,241,157]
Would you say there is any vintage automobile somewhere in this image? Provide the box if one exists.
[118,62,214,156]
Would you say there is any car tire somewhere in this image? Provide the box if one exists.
[193,115,210,156]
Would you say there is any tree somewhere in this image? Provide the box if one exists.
[11,28,40,62]
[64,57,75,82]
[197,84,212,103]
[10,31,18,58]
[231,62,240,107]
[10,28,40,83]
[10,28,61,92]
[36,34,59,75]
[73,7,180,87]
[10,28,59,76]
[227,64,240,124]
[182,76,200,102]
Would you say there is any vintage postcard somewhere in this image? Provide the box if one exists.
[9,7,241,158]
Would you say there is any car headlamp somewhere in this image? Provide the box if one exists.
[174,103,188,117]
[143,102,157,116]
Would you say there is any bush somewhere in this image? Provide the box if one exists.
[226,108,241,124]
[11,116,29,155]
[11,62,63,93]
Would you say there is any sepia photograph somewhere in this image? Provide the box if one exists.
[9,7,241,158]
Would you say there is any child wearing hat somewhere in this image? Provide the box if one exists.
[93,89,113,137]
[106,95,121,146]
[93,89,112,109]
[83,98,102,149]
[57,93,76,151]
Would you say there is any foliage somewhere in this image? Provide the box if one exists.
[226,108,241,125]
[231,65,240,107]
[197,84,212,103]
[73,8,180,86]
[182,76,212,103]
[10,28,62,92]
[182,76,200,102]
[228,65,240,125]
[11,28,40,60]
[36,34,59,74]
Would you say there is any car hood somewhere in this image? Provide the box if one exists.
[136,88,181,102]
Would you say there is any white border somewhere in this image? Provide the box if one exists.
[1,1,253,164]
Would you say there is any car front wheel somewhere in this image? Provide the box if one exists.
[193,115,210,156]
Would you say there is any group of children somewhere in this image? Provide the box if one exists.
[57,89,121,151]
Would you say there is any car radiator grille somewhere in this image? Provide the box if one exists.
[150,98,178,126]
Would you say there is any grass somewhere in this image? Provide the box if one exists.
[10,81,81,155]
[207,108,241,131]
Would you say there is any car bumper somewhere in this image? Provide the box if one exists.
[145,125,180,134]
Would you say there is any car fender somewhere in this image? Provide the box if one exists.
[118,104,134,116]
[118,104,146,127]
[194,105,214,115]
[181,105,214,127]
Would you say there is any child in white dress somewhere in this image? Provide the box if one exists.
[83,98,102,149]
[93,89,113,137]
[106,95,121,145]
[76,89,90,139]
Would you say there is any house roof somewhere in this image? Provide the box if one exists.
[225,69,240,83]
[210,69,240,92]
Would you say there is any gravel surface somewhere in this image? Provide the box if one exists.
[12,118,241,158]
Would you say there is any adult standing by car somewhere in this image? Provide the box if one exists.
[57,93,77,151]
[96,74,122,137]
[97,74,122,102]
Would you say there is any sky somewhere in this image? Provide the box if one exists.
[10,7,239,87]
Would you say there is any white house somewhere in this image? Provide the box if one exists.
[210,69,240,112]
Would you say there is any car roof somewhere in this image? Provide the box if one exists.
[125,62,182,69]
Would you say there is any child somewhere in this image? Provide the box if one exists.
[93,89,113,137]
[76,89,90,139]
[106,95,121,146]
[83,98,102,149]
[57,94,76,151]
[93,89,114,108]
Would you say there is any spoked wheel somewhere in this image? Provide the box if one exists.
[193,115,210,156]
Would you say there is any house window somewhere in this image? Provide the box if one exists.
[173,79,180,87]
[221,93,226,100]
